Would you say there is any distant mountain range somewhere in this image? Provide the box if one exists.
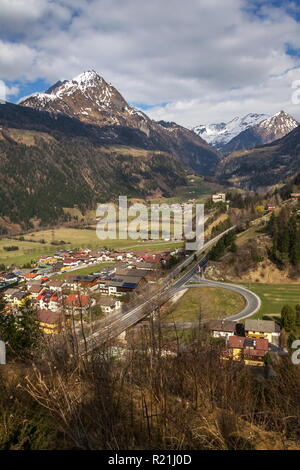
[215,123,300,190]
[192,111,298,153]
[0,71,221,233]
[1,69,300,234]
[19,71,221,176]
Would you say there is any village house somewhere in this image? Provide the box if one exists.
[244,319,281,346]
[3,287,21,303]
[47,280,65,292]
[97,297,121,314]
[35,290,62,312]
[99,279,125,296]
[48,293,62,312]
[212,193,226,203]
[37,309,63,334]
[144,254,160,264]
[64,275,99,292]
[114,267,147,279]
[25,272,40,282]
[88,250,105,262]
[28,284,46,299]
[62,258,81,267]
[13,269,32,281]
[10,291,31,308]
[26,278,43,288]
[105,252,125,262]
[39,256,58,265]
[36,291,52,310]
[65,294,95,313]
[52,263,64,272]
[226,336,269,366]
[3,272,19,284]
[133,261,160,271]
[207,320,242,341]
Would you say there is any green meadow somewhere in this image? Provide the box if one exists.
[241,283,300,318]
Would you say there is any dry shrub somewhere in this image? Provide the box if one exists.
[9,321,298,450]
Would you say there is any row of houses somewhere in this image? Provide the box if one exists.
[36,247,173,275]
[2,260,159,334]
[208,319,280,345]
[1,243,186,336]
[207,319,281,366]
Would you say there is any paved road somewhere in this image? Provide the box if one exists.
[80,266,261,353]
[79,227,238,352]
[78,226,261,353]
[185,277,261,321]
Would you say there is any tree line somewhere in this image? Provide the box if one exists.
[267,207,300,269]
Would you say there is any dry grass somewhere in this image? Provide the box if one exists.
[0,320,298,450]
[163,287,246,322]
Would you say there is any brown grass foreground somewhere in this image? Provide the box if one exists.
[1,324,300,450]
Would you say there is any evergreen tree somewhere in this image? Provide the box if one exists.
[281,304,296,332]
[0,300,40,358]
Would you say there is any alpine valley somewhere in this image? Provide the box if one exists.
[0,70,300,233]
[0,71,220,233]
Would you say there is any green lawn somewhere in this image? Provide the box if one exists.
[52,262,115,280]
[241,283,300,318]
[0,239,57,267]
[149,177,222,205]
[0,176,223,268]
[0,227,183,267]
[164,286,246,323]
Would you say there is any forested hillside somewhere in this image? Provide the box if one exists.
[267,205,300,270]
[0,127,186,232]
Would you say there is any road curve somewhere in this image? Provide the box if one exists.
[80,226,262,352]
[184,279,261,321]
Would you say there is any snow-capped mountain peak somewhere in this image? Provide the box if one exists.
[19,70,150,128]
[193,111,299,152]
[256,110,298,135]
[192,113,269,149]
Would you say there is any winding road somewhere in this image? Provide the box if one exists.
[79,227,261,353]
[184,277,261,321]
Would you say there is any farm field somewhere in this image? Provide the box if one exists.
[0,239,56,267]
[241,283,300,318]
[25,227,183,251]
[149,177,222,205]
[62,177,222,223]
[0,227,183,267]
[164,286,246,323]
[0,177,221,268]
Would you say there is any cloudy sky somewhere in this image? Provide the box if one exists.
[1,0,300,127]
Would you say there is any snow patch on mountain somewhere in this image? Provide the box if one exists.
[192,113,269,148]
[256,110,298,135]
[19,70,150,127]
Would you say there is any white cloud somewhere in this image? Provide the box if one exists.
[5,84,20,97]
[147,68,300,127]
[0,0,72,35]
[0,41,38,80]
[0,0,300,126]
